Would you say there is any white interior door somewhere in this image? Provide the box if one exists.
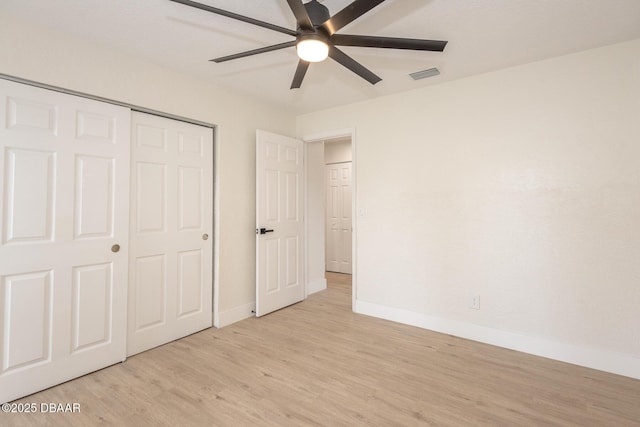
[128,112,213,356]
[0,79,130,403]
[256,130,304,317]
[326,162,352,274]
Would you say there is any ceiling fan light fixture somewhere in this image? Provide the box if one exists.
[171,0,448,89]
[297,35,329,62]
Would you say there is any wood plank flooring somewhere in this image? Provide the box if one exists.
[4,272,640,426]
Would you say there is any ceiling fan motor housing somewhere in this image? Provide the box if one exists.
[304,0,330,27]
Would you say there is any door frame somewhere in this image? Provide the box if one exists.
[303,128,357,311]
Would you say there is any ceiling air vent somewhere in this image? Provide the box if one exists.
[410,67,440,80]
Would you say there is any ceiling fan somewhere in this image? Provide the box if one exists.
[168,0,448,89]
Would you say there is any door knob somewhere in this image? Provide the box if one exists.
[111,244,120,253]
[257,228,274,235]
[202,233,209,240]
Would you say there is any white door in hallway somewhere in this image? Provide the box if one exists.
[255,130,304,317]
[326,162,352,274]
[128,112,213,356]
[0,79,130,403]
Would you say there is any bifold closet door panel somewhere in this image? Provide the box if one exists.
[0,79,130,403]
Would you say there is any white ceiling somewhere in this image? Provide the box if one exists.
[2,0,640,114]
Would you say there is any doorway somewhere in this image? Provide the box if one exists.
[304,131,355,310]
[324,139,352,274]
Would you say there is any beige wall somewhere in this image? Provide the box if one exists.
[0,14,296,325]
[305,142,326,294]
[324,139,352,164]
[297,39,640,378]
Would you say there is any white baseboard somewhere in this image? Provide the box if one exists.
[355,300,640,380]
[218,302,255,328]
[308,278,327,295]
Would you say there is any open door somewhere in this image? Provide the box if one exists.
[255,130,304,317]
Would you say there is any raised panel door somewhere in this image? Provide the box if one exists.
[255,130,304,316]
[326,162,352,274]
[0,79,130,403]
[128,112,212,356]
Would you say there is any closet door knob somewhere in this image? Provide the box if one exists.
[202,234,209,240]
[111,244,120,253]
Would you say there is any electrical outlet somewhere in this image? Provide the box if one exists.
[469,294,480,310]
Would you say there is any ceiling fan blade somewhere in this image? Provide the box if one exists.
[168,0,297,36]
[328,45,381,85]
[291,60,310,89]
[321,0,386,36]
[211,41,297,63]
[331,34,448,52]
[286,0,314,31]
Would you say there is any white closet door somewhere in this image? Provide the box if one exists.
[128,112,212,356]
[0,79,130,403]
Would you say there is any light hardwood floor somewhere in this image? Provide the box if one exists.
[5,272,640,426]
